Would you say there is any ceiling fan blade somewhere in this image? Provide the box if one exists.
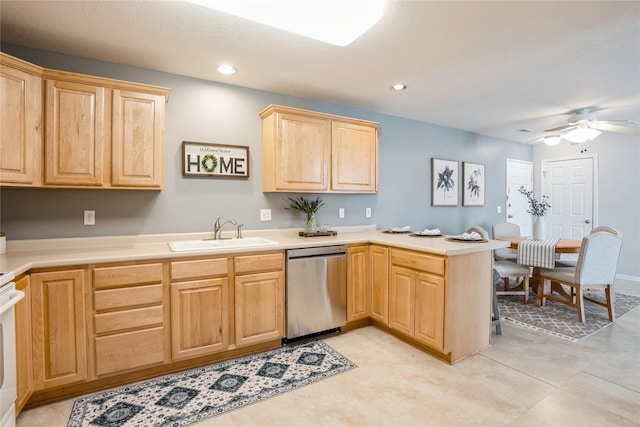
[544,123,576,132]
[596,119,638,126]
[589,122,640,136]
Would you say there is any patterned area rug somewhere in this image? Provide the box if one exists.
[498,292,640,342]
[67,340,356,427]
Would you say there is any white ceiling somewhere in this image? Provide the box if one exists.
[1,0,639,143]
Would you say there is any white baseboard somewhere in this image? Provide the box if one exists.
[616,274,640,283]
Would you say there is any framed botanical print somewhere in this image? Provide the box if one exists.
[463,162,485,206]
[431,158,459,206]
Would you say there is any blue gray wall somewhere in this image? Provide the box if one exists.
[533,137,640,278]
[0,45,531,242]
[4,47,636,277]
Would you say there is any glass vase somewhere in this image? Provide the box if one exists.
[304,213,317,233]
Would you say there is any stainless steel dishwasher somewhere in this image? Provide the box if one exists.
[286,245,347,341]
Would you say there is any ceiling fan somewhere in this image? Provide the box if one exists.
[538,108,640,145]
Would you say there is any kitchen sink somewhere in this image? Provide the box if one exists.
[168,237,279,252]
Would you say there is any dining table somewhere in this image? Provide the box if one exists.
[497,236,582,304]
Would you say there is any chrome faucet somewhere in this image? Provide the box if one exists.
[213,217,238,240]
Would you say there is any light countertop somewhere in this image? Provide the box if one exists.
[0,225,509,278]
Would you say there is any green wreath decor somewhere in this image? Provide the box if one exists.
[201,154,218,173]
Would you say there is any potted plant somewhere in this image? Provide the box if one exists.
[286,196,325,233]
[518,186,551,240]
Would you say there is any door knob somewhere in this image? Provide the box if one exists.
[585,219,591,224]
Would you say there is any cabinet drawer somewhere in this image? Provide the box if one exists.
[94,284,163,311]
[95,306,163,335]
[234,252,284,274]
[390,249,445,275]
[171,257,228,281]
[95,327,164,376]
[94,263,163,289]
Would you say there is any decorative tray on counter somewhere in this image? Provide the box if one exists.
[299,231,338,237]
[410,232,443,237]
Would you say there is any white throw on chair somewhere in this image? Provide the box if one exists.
[492,222,520,262]
[468,226,530,304]
[538,231,623,322]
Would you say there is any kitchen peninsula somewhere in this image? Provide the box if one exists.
[2,226,508,410]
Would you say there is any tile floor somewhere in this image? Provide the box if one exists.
[17,279,640,426]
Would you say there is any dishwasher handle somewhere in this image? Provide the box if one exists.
[287,245,347,260]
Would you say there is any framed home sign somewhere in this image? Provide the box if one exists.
[462,162,485,206]
[431,158,459,206]
[182,141,250,179]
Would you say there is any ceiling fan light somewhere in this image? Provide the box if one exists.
[544,135,562,146]
[565,127,601,143]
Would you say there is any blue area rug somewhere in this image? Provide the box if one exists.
[67,340,356,427]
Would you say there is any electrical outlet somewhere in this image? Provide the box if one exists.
[339,208,345,219]
[260,209,272,221]
[497,206,502,214]
[366,207,372,218]
[84,210,95,225]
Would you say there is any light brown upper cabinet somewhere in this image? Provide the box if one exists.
[0,52,170,190]
[0,54,43,187]
[260,105,379,193]
[44,79,108,186]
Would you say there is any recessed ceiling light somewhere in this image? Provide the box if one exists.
[390,84,407,91]
[216,64,237,75]
[188,0,385,47]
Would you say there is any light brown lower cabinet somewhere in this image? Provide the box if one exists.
[20,244,490,409]
[31,269,88,390]
[389,248,446,352]
[15,275,33,415]
[234,252,285,347]
[347,245,370,321]
[369,245,389,325]
[170,257,230,360]
[92,263,165,376]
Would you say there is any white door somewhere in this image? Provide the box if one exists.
[541,156,596,240]
[506,159,533,236]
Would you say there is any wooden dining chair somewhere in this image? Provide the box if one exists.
[555,226,622,268]
[538,231,622,322]
[469,226,530,303]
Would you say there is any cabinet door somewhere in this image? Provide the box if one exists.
[31,269,87,390]
[111,89,165,188]
[171,278,229,360]
[369,245,389,325]
[389,265,415,336]
[347,245,370,321]
[331,121,377,192]
[235,271,284,346]
[414,272,445,351]
[273,112,330,191]
[0,62,42,186]
[15,275,33,415]
[44,79,107,186]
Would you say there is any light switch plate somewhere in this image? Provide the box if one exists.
[497,206,502,214]
[366,207,372,218]
[339,208,345,219]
